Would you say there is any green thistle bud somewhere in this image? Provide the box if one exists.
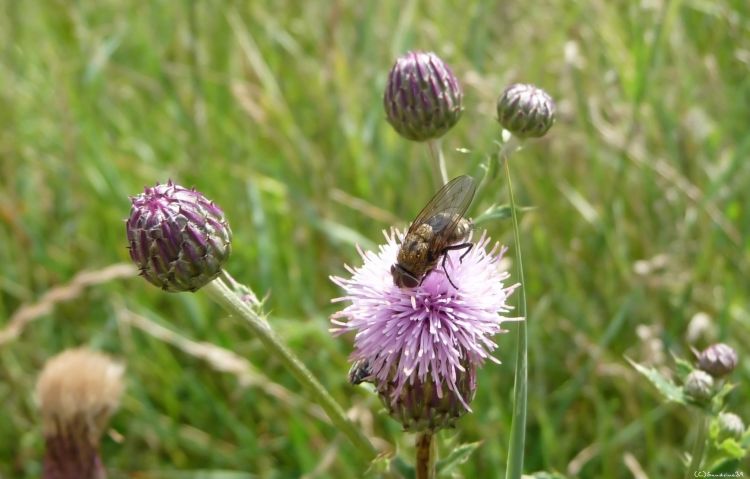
[376,364,476,432]
[126,181,232,292]
[384,51,463,142]
[496,83,556,138]
[717,412,745,440]
[684,369,715,405]
[698,343,738,378]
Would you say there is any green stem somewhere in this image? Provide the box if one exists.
[503,151,528,479]
[428,139,449,185]
[202,277,378,460]
[219,269,260,306]
[685,415,708,479]
[475,138,517,204]
[473,154,494,206]
[415,432,436,479]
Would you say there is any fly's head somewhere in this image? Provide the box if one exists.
[391,263,421,288]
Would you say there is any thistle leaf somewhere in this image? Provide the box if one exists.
[435,441,480,475]
[627,358,686,404]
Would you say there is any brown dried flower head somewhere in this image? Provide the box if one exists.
[37,348,125,441]
[37,348,125,479]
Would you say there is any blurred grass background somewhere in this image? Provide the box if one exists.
[1,0,749,477]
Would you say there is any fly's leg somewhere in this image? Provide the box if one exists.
[440,242,473,289]
[458,243,474,263]
[443,242,473,263]
[444,267,459,289]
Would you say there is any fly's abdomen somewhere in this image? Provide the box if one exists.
[449,217,473,244]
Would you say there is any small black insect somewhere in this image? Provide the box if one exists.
[391,175,476,289]
[348,359,373,385]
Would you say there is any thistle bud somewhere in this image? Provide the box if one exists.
[384,51,463,142]
[684,369,715,405]
[376,364,476,432]
[717,412,745,440]
[36,348,125,479]
[496,83,556,138]
[126,181,232,292]
[697,343,738,378]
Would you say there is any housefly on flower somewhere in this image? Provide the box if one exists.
[391,175,476,289]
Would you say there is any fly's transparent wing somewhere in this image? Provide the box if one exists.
[406,175,476,241]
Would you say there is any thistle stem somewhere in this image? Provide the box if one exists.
[503,148,528,479]
[220,269,260,307]
[428,139,449,186]
[473,154,495,205]
[415,431,436,479]
[685,415,708,479]
[43,430,106,479]
[202,276,378,461]
[475,136,518,207]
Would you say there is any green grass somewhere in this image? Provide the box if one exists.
[1,0,749,477]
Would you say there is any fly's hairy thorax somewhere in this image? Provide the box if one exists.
[397,223,437,277]
[396,216,473,278]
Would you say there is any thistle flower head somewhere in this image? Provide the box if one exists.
[496,83,556,139]
[380,361,477,432]
[684,369,715,405]
[331,230,518,431]
[36,348,125,479]
[697,342,738,378]
[126,180,232,292]
[384,51,463,142]
[717,412,746,440]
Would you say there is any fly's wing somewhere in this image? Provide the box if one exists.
[406,175,476,246]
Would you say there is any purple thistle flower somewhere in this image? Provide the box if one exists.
[697,342,738,378]
[496,83,556,139]
[126,180,232,292]
[384,51,463,142]
[331,230,519,428]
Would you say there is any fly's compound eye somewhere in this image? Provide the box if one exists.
[402,272,420,289]
[391,264,420,289]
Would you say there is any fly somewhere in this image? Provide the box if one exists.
[390,175,476,289]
